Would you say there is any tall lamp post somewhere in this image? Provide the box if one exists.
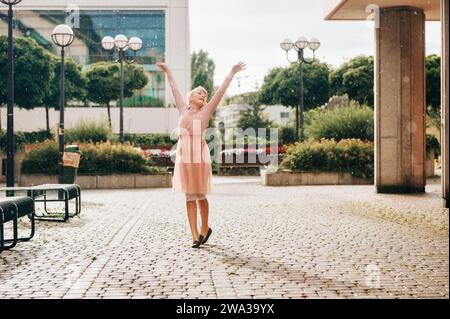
[280,37,320,141]
[101,35,143,144]
[51,24,75,184]
[1,0,22,188]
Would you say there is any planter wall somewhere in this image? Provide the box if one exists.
[261,170,373,186]
[0,151,25,183]
[19,173,172,189]
[216,166,261,176]
[425,159,436,178]
[425,150,436,178]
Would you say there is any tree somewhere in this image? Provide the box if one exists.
[224,91,259,106]
[237,105,274,137]
[329,54,440,111]
[41,54,87,131]
[0,36,53,108]
[123,63,149,98]
[426,54,441,114]
[191,50,215,97]
[330,55,374,107]
[258,60,331,110]
[85,62,148,128]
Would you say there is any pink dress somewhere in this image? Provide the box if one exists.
[169,75,233,200]
[172,105,212,197]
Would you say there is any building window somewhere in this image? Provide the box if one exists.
[1,9,166,102]
[280,112,290,119]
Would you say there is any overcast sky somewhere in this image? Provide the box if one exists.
[189,0,441,96]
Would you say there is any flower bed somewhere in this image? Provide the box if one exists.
[21,141,167,175]
[279,138,374,179]
[262,138,374,186]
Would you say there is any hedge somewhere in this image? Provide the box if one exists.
[123,133,176,148]
[0,130,52,152]
[20,141,165,175]
[304,104,374,141]
[280,138,374,178]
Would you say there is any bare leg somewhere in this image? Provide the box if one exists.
[198,198,209,237]
[186,200,200,241]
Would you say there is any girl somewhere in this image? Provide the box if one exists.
[157,61,246,248]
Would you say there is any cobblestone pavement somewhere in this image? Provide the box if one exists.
[0,177,448,299]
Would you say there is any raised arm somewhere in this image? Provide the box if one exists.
[156,62,186,112]
[203,62,246,118]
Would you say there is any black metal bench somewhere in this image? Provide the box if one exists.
[0,184,81,222]
[0,196,35,253]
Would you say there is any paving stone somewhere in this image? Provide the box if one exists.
[0,177,447,299]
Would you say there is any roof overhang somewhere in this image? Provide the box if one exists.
[324,0,440,21]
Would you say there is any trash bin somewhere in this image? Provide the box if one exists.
[62,145,81,184]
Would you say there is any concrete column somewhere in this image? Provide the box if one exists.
[442,0,449,208]
[375,6,426,193]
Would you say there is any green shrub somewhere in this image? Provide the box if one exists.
[426,134,441,158]
[0,130,52,152]
[426,107,440,129]
[305,104,374,141]
[20,141,59,174]
[22,130,53,144]
[65,119,113,144]
[280,138,374,178]
[0,130,24,153]
[278,126,297,146]
[123,96,165,108]
[77,142,150,174]
[20,141,166,175]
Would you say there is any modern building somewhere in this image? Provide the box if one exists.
[324,0,449,208]
[0,0,191,105]
[215,104,293,130]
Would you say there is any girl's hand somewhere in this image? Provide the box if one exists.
[231,62,246,75]
[156,62,170,73]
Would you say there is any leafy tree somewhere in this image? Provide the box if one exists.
[191,50,215,96]
[426,54,440,114]
[258,60,331,110]
[330,55,374,107]
[237,105,274,138]
[123,63,149,97]
[0,36,53,108]
[85,62,118,128]
[278,125,297,146]
[329,54,440,111]
[224,91,259,106]
[41,54,87,131]
[85,62,148,128]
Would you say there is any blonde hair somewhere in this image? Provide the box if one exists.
[187,86,208,106]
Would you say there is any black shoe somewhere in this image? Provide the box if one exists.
[201,228,212,244]
[192,235,204,248]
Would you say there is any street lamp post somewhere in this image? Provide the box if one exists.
[101,35,142,144]
[1,0,22,188]
[51,24,75,184]
[280,37,320,141]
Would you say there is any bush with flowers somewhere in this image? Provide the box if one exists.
[21,141,166,175]
[279,138,374,178]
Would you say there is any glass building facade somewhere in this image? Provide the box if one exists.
[0,9,166,104]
